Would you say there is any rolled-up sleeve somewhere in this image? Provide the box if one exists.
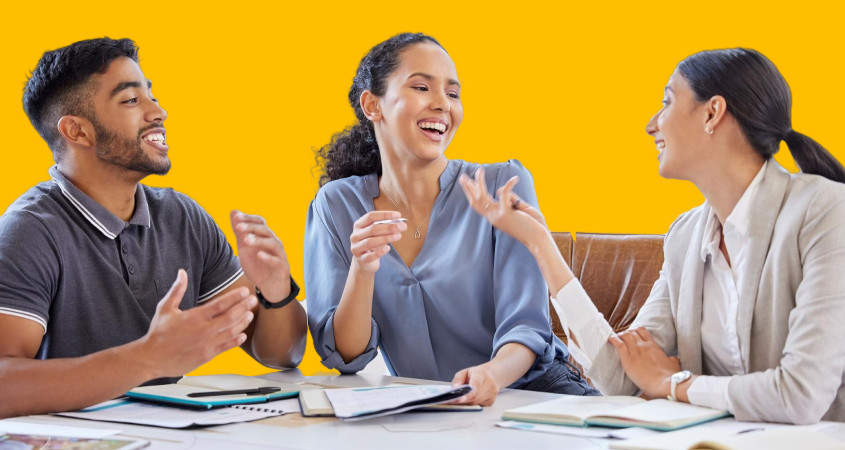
[304,194,380,373]
[490,160,557,385]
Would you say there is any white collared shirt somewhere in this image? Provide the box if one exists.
[690,160,766,410]
[553,161,767,412]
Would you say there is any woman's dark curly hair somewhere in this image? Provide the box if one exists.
[315,33,444,187]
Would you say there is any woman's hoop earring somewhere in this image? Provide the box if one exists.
[705,127,714,135]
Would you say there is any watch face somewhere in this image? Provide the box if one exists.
[671,370,691,383]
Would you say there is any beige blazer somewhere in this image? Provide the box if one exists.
[588,160,845,424]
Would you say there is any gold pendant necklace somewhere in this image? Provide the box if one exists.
[381,186,433,240]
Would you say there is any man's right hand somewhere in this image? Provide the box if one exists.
[138,269,257,379]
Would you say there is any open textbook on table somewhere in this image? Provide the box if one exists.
[325,384,473,421]
[609,421,844,450]
[299,384,482,417]
[503,395,729,431]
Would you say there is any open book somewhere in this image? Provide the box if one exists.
[324,384,473,421]
[610,422,842,450]
[502,395,729,431]
[125,374,301,409]
[299,386,482,417]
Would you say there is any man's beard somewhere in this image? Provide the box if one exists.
[92,117,171,176]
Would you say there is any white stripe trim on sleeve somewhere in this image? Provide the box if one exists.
[197,268,244,303]
[0,307,47,334]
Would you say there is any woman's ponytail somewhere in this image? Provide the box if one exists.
[316,122,381,187]
[783,130,845,183]
[679,48,845,184]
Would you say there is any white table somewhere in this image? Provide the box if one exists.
[8,370,845,449]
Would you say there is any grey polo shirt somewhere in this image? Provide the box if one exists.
[0,166,243,359]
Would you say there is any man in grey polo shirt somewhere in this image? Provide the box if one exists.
[0,38,307,418]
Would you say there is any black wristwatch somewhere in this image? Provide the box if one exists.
[255,276,300,309]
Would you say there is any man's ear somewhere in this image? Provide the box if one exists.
[56,115,94,148]
[360,90,382,122]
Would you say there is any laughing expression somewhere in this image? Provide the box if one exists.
[90,56,170,176]
[646,70,711,181]
[373,42,463,164]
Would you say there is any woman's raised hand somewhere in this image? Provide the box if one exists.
[459,168,547,247]
[350,211,407,273]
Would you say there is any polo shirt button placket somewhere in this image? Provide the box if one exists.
[128,264,136,275]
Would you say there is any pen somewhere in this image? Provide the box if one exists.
[373,218,408,225]
[736,427,765,434]
[187,387,282,398]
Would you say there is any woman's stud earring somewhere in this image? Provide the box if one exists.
[705,127,714,135]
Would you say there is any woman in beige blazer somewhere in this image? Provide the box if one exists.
[459,48,845,424]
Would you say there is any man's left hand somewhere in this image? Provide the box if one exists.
[231,210,291,301]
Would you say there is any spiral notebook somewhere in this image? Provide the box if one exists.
[57,397,300,429]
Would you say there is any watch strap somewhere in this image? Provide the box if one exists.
[668,370,691,402]
[255,276,300,309]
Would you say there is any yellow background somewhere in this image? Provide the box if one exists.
[2,2,843,377]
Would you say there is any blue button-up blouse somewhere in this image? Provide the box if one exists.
[304,159,569,386]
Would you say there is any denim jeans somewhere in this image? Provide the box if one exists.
[517,358,601,396]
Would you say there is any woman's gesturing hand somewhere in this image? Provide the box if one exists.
[459,168,547,247]
[350,211,407,273]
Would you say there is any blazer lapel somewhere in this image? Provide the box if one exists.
[677,205,709,375]
[736,160,790,372]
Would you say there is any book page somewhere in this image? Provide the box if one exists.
[505,395,645,422]
[691,426,845,450]
[611,422,836,450]
[597,399,726,426]
[325,385,469,419]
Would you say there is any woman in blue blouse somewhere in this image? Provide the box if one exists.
[304,33,597,405]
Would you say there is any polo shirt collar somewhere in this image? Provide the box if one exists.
[49,166,151,240]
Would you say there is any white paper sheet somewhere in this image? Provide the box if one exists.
[496,421,658,439]
[55,399,281,428]
[0,419,120,438]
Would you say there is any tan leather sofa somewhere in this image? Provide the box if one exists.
[550,232,664,344]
